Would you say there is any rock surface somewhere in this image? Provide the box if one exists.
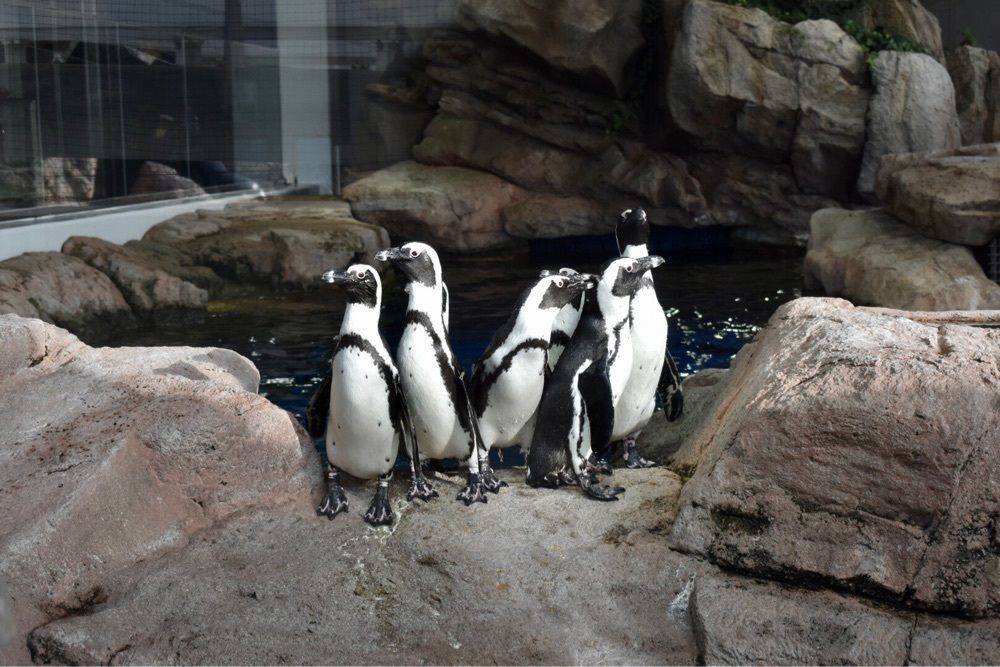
[62,236,208,313]
[0,315,317,664]
[131,161,205,198]
[853,0,944,60]
[947,46,1000,146]
[669,298,1000,617]
[804,208,1000,310]
[343,161,524,251]
[0,252,133,333]
[502,194,611,239]
[25,467,700,665]
[455,0,644,97]
[40,158,97,205]
[857,51,961,197]
[876,143,1000,246]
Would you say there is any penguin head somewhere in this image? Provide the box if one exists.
[322,263,381,308]
[616,207,650,256]
[535,270,593,310]
[375,242,441,287]
[600,255,664,298]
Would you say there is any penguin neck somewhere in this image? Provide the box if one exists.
[621,243,649,260]
[340,299,381,335]
[553,298,582,334]
[405,280,447,330]
[597,282,631,326]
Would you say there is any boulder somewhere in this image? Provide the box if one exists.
[667,1,869,197]
[40,157,97,205]
[804,208,1000,310]
[946,46,1000,145]
[343,161,525,251]
[0,314,318,664]
[142,200,390,287]
[853,0,944,60]
[0,252,133,333]
[857,52,961,197]
[876,144,1000,246]
[62,236,208,313]
[455,0,644,97]
[131,161,206,198]
[502,194,611,239]
[669,298,1000,617]
[24,468,701,664]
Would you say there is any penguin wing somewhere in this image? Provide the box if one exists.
[453,365,486,456]
[658,349,684,422]
[581,352,615,460]
[442,283,451,334]
[305,335,340,438]
[392,372,421,469]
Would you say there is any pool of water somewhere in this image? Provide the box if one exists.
[90,229,804,431]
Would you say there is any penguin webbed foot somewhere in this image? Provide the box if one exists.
[479,463,508,494]
[363,484,394,526]
[456,473,488,505]
[579,475,626,502]
[624,440,657,469]
[317,470,349,520]
[407,475,439,502]
[586,454,614,476]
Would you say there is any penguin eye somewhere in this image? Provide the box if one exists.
[409,248,420,259]
[625,264,635,273]
[554,278,565,288]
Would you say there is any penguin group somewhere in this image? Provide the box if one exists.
[306,207,684,526]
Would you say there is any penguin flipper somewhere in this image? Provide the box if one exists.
[306,338,339,438]
[442,282,450,334]
[658,349,684,422]
[580,353,615,460]
[394,374,437,502]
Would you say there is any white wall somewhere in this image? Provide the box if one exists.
[0,192,258,261]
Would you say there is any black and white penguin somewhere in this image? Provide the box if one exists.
[469,270,592,458]
[611,208,684,468]
[375,242,500,505]
[314,264,436,526]
[543,268,587,372]
[527,255,664,500]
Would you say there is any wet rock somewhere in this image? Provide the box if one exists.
[690,571,912,665]
[804,208,1000,310]
[857,51,961,197]
[670,298,1000,617]
[25,468,699,665]
[131,161,206,198]
[343,160,525,251]
[946,46,1000,146]
[142,200,390,287]
[62,236,208,313]
[667,1,868,198]
[0,314,317,664]
[0,252,133,333]
[876,143,1000,246]
[502,194,611,239]
[455,0,644,97]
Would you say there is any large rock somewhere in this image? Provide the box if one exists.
[24,468,701,664]
[502,194,611,239]
[131,161,206,198]
[876,143,1000,246]
[669,298,1000,617]
[804,208,1000,310]
[62,236,208,313]
[857,51,961,197]
[853,0,944,60]
[343,161,525,251]
[40,157,97,205]
[0,315,317,663]
[946,46,1000,146]
[142,200,390,287]
[455,0,644,97]
[667,1,869,198]
[0,252,133,333]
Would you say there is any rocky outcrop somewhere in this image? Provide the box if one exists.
[804,208,1000,310]
[667,2,869,199]
[0,315,318,664]
[0,252,133,333]
[853,0,944,60]
[455,0,644,97]
[131,161,206,198]
[343,161,524,251]
[62,236,208,313]
[141,199,390,287]
[670,298,1000,618]
[876,143,1000,246]
[946,46,1000,146]
[502,194,611,239]
[857,51,961,197]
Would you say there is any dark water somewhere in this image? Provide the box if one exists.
[93,228,804,428]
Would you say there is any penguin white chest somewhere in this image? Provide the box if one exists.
[397,323,466,459]
[326,348,398,479]
[614,288,668,438]
[480,347,546,447]
[608,327,633,404]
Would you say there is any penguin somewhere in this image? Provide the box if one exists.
[544,268,587,372]
[375,242,500,505]
[610,208,685,468]
[314,264,437,527]
[469,270,592,458]
[527,254,664,500]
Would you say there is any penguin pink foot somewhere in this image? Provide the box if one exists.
[579,473,625,501]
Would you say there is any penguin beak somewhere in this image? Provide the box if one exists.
[322,270,354,285]
[636,256,665,272]
[374,247,404,263]
[580,273,598,289]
